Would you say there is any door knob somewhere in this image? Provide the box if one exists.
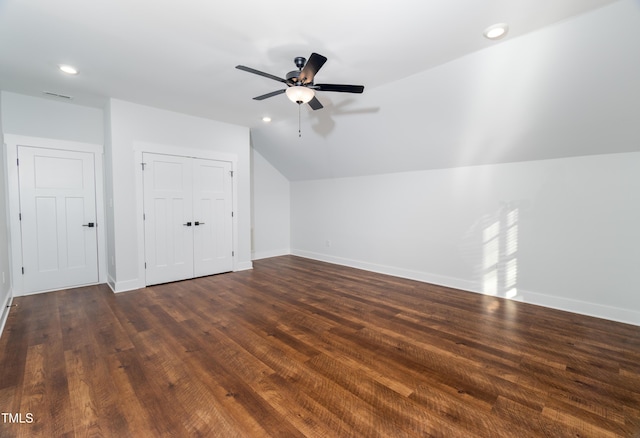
[82,222,95,228]
[194,221,205,226]
[183,222,192,226]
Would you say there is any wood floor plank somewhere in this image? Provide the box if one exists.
[102,351,166,437]
[19,344,49,437]
[64,342,131,437]
[128,329,251,437]
[306,352,477,437]
[1,255,639,437]
[492,395,588,438]
[132,301,295,437]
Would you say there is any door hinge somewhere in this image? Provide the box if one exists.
[16,158,19,166]
[21,267,24,275]
[19,213,21,221]
[141,162,147,170]
[232,251,234,257]
[230,170,234,177]
[231,211,234,218]
[143,213,146,220]
[144,262,147,269]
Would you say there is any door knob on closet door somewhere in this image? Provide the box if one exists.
[183,222,192,226]
[194,221,205,226]
[82,222,95,228]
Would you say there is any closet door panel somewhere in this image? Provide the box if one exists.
[143,153,194,285]
[193,159,233,277]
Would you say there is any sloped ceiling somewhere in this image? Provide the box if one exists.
[253,0,640,180]
[1,0,638,180]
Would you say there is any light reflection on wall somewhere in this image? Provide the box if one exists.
[482,203,520,299]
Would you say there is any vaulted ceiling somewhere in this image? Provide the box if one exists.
[2,0,638,180]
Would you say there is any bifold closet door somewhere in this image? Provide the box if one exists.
[192,159,233,277]
[143,153,233,286]
[143,153,195,285]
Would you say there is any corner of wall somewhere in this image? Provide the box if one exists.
[0,289,12,340]
[250,148,291,260]
[235,261,254,271]
[112,278,145,294]
[0,90,14,331]
[252,249,291,261]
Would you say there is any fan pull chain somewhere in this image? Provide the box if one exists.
[298,103,302,138]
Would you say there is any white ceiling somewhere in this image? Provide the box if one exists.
[2,0,638,180]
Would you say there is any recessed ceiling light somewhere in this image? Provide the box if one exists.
[58,64,79,75]
[483,23,509,40]
[262,116,272,123]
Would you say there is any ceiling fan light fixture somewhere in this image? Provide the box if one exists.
[286,86,314,104]
[483,23,509,40]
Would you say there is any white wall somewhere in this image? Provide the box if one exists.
[0,93,12,334]
[105,99,252,292]
[291,152,640,325]
[0,91,104,145]
[251,147,290,260]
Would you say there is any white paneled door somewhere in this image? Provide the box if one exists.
[192,158,233,277]
[143,154,194,285]
[18,146,99,293]
[143,153,233,286]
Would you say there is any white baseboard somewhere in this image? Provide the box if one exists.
[252,249,291,261]
[291,249,478,292]
[512,288,640,326]
[291,249,640,327]
[108,265,255,293]
[13,282,105,297]
[235,261,254,271]
[107,274,117,292]
[0,290,13,340]
[111,277,145,293]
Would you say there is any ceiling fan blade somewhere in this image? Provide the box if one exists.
[253,89,286,100]
[308,96,323,110]
[300,53,327,85]
[236,65,287,83]
[315,84,365,93]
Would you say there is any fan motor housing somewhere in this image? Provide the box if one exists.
[286,70,301,84]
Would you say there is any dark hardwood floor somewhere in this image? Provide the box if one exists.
[1,255,639,437]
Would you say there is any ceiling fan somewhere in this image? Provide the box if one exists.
[236,53,364,110]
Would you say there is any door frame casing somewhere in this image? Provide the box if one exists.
[133,142,238,291]
[4,134,107,296]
